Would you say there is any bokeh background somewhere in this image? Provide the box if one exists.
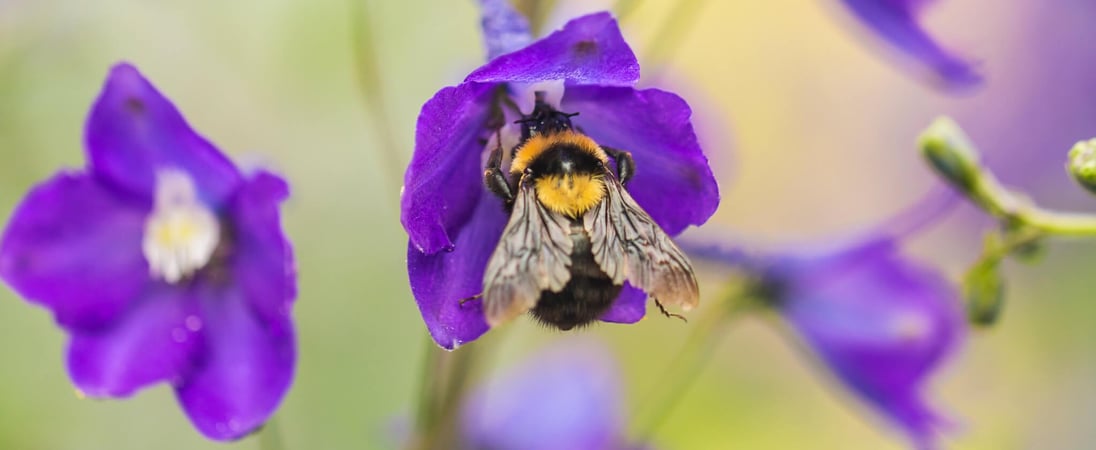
[2,0,1095,448]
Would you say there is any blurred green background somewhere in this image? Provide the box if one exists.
[2,0,1095,448]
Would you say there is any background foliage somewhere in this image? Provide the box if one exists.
[1,1,1094,448]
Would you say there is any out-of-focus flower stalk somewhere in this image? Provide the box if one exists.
[409,341,484,450]
[351,0,406,197]
[612,0,643,20]
[634,279,756,440]
[921,116,1096,325]
[512,0,557,35]
[259,416,285,450]
[641,0,711,78]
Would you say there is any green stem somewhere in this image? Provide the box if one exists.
[513,0,557,36]
[971,173,1096,236]
[1015,209,1096,236]
[612,0,644,20]
[407,340,483,450]
[259,415,285,450]
[634,292,753,441]
[922,117,1096,237]
[350,0,406,194]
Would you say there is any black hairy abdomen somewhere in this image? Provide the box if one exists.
[530,221,622,330]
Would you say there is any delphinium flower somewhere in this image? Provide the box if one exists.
[401,0,719,349]
[688,195,964,449]
[836,0,982,90]
[459,338,642,450]
[0,63,296,441]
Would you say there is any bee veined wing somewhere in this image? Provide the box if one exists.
[482,177,575,327]
[584,176,699,312]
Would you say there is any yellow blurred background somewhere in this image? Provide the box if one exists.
[1,0,1094,448]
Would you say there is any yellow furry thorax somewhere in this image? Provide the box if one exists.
[509,130,611,218]
[534,173,606,217]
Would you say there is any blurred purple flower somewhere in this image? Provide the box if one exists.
[0,63,296,441]
[689,196,963,449]
[838,0,982,90]
[401,2,718,349]
[460,339,641,450]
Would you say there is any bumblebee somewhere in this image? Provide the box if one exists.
[476,92,699,330]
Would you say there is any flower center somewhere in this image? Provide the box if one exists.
[142,169,221,284]
[889,311,932,343]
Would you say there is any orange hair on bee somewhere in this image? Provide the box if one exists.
[509,130,608,175]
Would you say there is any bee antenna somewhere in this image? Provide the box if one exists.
[564,112,580,118]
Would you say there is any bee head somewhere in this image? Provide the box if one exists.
[516,91,579,140]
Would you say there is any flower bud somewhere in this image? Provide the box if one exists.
[1067,138,1096,195]
[920,116,982,192]
[963,257,1005,326]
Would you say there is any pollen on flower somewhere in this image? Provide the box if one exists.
[143,169,221,284]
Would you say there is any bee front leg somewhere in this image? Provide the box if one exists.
[484,130,514,202]
[602,146,636,186]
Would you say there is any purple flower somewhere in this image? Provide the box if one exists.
[402,2,718,349]
[838,0,982,90]
[0,63,296,441]
[689,200,963,449]
[459,339,641,450]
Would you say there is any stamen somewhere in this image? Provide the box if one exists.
[142,169,220,284]
[513,79,566,112]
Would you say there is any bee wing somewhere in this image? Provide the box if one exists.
[584,176,699,312]
[482,177,575,327]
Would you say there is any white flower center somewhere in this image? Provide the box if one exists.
[142,169,221,284]
[889,311,932,343]
[514,79,566,112]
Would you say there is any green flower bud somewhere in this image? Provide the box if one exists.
[963,257,1005,326]
[920,116,982,192]
[1067,138,1096,195]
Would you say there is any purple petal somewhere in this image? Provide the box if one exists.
[402,82,497,254]
[562,86,719,235]
[86,63,242,204]
[839,0,982,90]
[782,239,962,447]
[175,287,296,441]
[226,170,296,327]
[599,284,646,324]
[478,0,533,61]
[465,12,640,87]
[0,172,150,330]
[460,339,626,450]
[66,285,202,397]
[407,195,507,349]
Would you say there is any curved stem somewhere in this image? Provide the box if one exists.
[1015,209,1096,236]
[634,289,753,442]
[922,117,1096,237]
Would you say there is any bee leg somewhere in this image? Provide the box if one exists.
[459,293,483,307]
[484,130,514,202]
[654,298,688,323]
[602,146,636,186]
